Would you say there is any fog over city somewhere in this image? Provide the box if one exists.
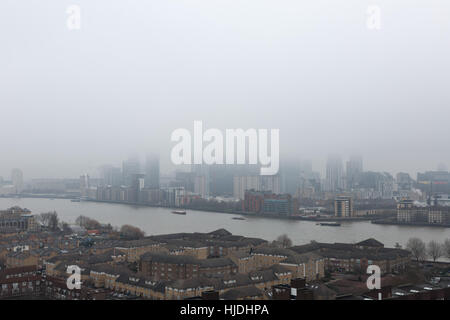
[1,0,450,179]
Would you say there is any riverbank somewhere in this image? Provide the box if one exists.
[1,195,393,222]
[0,197,447,247]
[373,218,450,228]
[85,198,392,222]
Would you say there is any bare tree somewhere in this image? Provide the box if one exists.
[58,221,71,234]
[75,215,101,230]
[406,237,426,262]
[120,225,145,240]
[427,241,443,262]
[272,234,293,248]
[38,211,59,231]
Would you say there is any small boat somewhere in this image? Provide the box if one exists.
[172,210,187,215]
[71,199,81,202]
[232,217,246,220]
[319,222,341,227]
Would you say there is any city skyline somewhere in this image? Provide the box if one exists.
[2,2,450,179]
[0,153,448,181]
[1,0,449,304]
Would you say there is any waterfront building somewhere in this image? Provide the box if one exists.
[145,154,160,189]
[242,190,298,215]
[325,155,345,192]
[122,157,141,187]
[346,156,363,190]
[334,195,353,217]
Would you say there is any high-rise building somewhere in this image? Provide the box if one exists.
[233,176,261,200]
[192,164,210,198]
[279,161,300,195]
[233,175,281,200]
[209,165,235,197]
[145,154,160,189]
[79,174,90,197]
[261,175,281,194]
[325,155,345,192]
[100,165,122,186]
[334,195,353,217]
[346,155,363,190]
[130,173,145,203]
[11,169,23,194]
[122,157,140,187]
[194,175,210,198]
[298,160,321,196]
[172,171,196,192]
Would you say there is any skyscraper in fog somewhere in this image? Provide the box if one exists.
[193,164,210,198]
[233,175,281,200]
[79,173,90,197]
[145,154,160,189]
[279,161,300,195]
[100,165,122,186]
[195,175,210,198]
[346,155,363,189]
[11,168,23,194]
[325,155,345,192]
[122,157,140,187]
[130,173,145,203]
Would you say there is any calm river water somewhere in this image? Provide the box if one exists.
[1,198,449,248]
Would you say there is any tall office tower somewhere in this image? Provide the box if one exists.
[192,164,210,198]
[233,176,261,200]
[208,164,234,196]
[11,169,23,194]
[79,174,90,197]
[298,159,322,195]
[100,165,123,186]
[233,175,281,200]
[80,174,90,189]
[145,154,160,189]
[130,173,145,203]
[261,175,281,194]
[173,171,196,192]
[325,155,345,192]
[279,161,300,195]
[122,157,140,187]
[346,155,363,190]
[194,175,210,198]
[334,195,353,217]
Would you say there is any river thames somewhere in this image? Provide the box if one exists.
[1,198,449,248]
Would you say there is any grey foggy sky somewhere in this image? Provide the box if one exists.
[1,0,449,179]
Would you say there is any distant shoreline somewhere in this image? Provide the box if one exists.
[8,195,448,228]
[372,219,450,228]
[84,199,388,222]
[1,194,393,223]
